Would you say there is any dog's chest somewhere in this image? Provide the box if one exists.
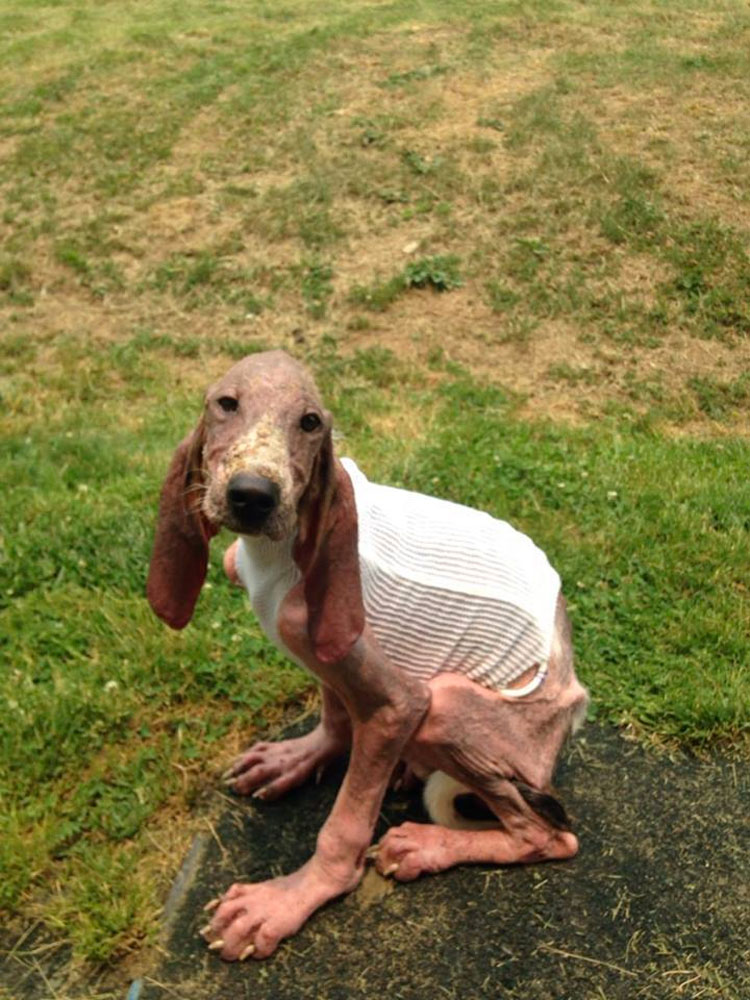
[235,536,301,650]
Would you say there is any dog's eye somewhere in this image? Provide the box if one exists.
[217,396,238,413]
[300,412,322,433]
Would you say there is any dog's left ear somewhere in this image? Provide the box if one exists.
[293,433,365,664]
[146,420,218,629]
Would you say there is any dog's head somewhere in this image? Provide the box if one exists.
[199,350,331,538]
[146,350,364,663]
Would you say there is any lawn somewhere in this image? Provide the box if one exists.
[1,0,749,983]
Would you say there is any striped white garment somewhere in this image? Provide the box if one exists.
[342,458,561,693]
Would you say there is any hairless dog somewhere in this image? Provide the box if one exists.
[147,350,589,962]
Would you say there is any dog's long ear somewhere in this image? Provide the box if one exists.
[146,421,217,629]
[293,434,365,664]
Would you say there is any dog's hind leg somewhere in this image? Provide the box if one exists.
[372,815,578,882]
[372,770,579,882]
[374,600,588,880]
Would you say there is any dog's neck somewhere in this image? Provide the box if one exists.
[237,533,298,589]
[239,530,295,562]
[236,534,301,653]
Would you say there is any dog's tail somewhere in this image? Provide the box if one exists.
[423,771,571,832]
[423,772,498,830]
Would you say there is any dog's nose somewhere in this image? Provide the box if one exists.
[226,473,280,528]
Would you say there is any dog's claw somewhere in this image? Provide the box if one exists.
[199,924,213,938]
[207,939,225,952]
[203,898,221,912]
[365,845,380,860]
[239,944,256,961]
[252,786,268,800]
[315,764,325,785]
[383,862,400,877]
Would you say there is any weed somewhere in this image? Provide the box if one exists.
[403,254,463,291]
[152,253,213,294]
[346,314,372,331]
[349,346,402,387]
[495,313,538,346]
[375,188,411,204]
[350,255,462,312]
[466,135,497,155]
[401,149,436,176]
[54,241,125,298]
[507,238,550,282]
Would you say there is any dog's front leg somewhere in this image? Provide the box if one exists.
[311,661,430,890]
[203,607,429,961]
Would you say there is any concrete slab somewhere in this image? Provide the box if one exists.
[140,724,749,1000]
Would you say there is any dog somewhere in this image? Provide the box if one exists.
[147,349,588,961]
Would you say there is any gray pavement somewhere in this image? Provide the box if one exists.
[140,724,749,1000]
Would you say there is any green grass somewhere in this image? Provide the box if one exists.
[1,0,749,979]
[403,380,750,748]
[350,255,463,310]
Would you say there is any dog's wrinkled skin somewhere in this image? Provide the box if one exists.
[147,350,586,962]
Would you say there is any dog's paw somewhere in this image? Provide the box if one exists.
[372,821,580,877]
[222,724,347,798]
[199,880,302,960]
[371,822,454,882]
[200,861,360,960]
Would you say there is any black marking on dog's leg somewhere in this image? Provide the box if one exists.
[511,779,571,831]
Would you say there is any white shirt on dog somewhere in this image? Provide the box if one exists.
[236,459,560,695]
[343,459,560,694]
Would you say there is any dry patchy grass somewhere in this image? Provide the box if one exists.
[4,3,750,434]
[2,0,750,985]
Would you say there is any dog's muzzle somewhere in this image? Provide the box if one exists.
[226,473,280,533]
